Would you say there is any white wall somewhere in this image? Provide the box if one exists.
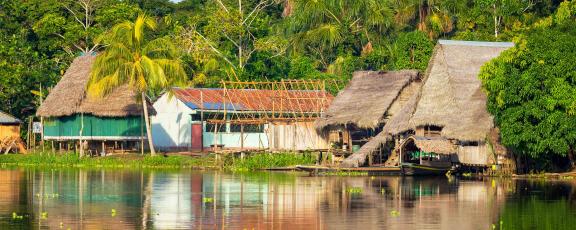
[152,94,195,151]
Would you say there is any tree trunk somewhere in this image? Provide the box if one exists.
[568,147,575,171]
[142,92,156,156]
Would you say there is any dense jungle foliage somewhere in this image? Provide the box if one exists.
[1,0,574,165]
[480,1,576,168]
[1,0,566,120]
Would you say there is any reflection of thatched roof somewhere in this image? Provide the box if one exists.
[315,70,419,130]
[36,55,150,117]
[383,40,513,141]
[0,111,20,124]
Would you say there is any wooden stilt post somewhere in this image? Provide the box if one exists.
[200,91,204,154]
[240,124,244,150]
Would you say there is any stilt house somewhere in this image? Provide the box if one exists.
[36,55,152,153]
[314,70,421,157]
[342,40,514,168]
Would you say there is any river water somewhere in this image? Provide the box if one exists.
[0,168,574,230]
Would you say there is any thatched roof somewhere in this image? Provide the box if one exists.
[315,70,419,130]
[0,111,20,124]
[383,40,513,141]
[36,55,150,117]
[413,136,455,155]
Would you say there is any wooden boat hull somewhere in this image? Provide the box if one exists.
[400,163,451,176]
[296,163,452,176]
[296,165,402,176]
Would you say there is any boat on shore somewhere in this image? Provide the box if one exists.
[296,165,402,176]
[400,162,452,176]
[296,159,453,176]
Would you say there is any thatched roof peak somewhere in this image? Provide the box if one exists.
[36,55,149,118]
[315,70,419,131]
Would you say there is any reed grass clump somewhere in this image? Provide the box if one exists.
[225,152,316,171]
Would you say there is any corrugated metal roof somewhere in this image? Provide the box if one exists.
[0,111,21,124]
[438,40,514,48]
[172,88,333,112]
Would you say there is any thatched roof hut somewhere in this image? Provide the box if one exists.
[383,40,513,141]
[0,111,20,124]
[36,55,148,118]
[315,70,419,131]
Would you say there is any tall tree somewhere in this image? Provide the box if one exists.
[285,0,394,69]
[392,0,455,38]
[87,14,186,156]
[475,0,537,38]
[479,2,576,167]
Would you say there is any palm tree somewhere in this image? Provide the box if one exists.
[88,14,186,156]
[392,0,456,38]
[285,0,393,68]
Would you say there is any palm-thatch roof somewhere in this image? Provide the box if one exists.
[315,70,419,131]
[383,40,513,141]
[0,111,20,124]
[36,55,150,117]
[412,136,456,154]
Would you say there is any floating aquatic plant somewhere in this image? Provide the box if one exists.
[346,187,363,194]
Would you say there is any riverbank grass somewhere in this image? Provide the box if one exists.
[0,152,317,171]
[0,153,216,169]
[224,152,316,171]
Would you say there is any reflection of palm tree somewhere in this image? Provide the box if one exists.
[142,171,154,229]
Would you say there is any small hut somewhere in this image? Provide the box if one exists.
[0,111,25,153]
[0,111,21,139]
[315,70,420,159]
[36,55,152,154]
[380,40,514,167]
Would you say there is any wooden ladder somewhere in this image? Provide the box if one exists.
[383,149,400,167]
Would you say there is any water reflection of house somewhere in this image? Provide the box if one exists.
[0,170,23,212]
[29,170,147,229]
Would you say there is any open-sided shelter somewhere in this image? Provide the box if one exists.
[152,87,334,152]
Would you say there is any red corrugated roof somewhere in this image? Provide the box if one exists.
[173,88,334,113]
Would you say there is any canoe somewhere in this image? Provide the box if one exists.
[296,165,402,176]
[296,163,452,176]
[400,163,452,176]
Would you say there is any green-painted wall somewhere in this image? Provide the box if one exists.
[44,114,143,138]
